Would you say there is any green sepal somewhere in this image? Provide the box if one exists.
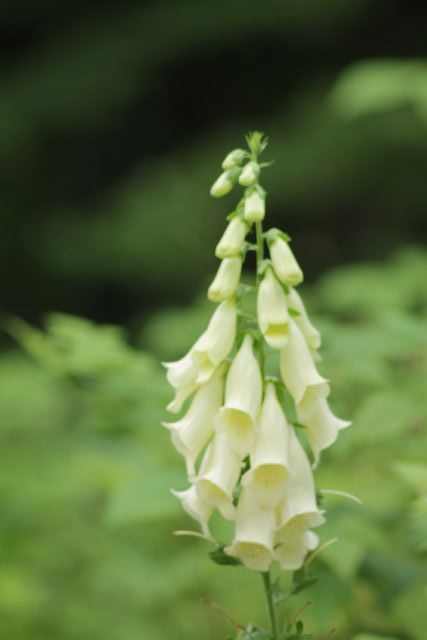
[292,422,307,430]
[245,131,269,157]
[288,307,301,317]
[226,209,239,222]
[240,624,272,640]
[209,544,241,567]
[222,148,249,170]
[264,228,291,246]
[257,258,272,279]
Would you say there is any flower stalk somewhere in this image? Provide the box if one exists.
[163,132,351,638]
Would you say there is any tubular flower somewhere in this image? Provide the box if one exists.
[192,298,237,384]
[257,266,289,349]
[216,334,262,455]
[163,364,225,475]
[242,382,291,507]
[215,216,248,259]
[208,257,242,302]
[297,397,351,467]
[286,287,321,351]
[195,432,240,520]
[268,233,304,286]
[164,133,350,579]
[225,487,276,572]
[279,318,330,416]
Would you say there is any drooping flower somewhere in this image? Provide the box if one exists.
[208,257,242,302]
[257,266,289,349]
[195,432,241,520]
[275,524,319,571]
[280,318,329,416]
[297,397,351,467]
[242,382,291,507]
[225,486,276,571]
[171,485,213,538]
[215,216,248,259]
[244,190,265,222]
[268,232,303,286]
[192,298,237,384]
[163,348,199,413]
[163,364,225,475]
[216,334,262,455]
[286,287,321,351]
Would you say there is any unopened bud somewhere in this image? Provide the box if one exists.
[221,148,247,170]
[215,216,248,259]
[208,257,242,302]
[210,168,241,198]
[244,190,265,222]
[239,161,260,187]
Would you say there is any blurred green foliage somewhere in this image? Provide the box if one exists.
[2,247,427,639]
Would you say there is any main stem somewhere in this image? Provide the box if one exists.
[262,571,279,640]
[255,219,265,377]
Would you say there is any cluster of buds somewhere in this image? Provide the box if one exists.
[164,133,350,573]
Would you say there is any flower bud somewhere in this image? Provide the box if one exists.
[193,299,237,384]
[238,161,260,187]
[210,169,240,198]
[243,190,265,222]
[286,287,321,350]
[195,432,241,520]
[216,334,262,455]
[171,486,213,538]
[269,235,303,286]
[257,267,289,349]
[163,365,225,475]
[208,257,242,303]
[280,319,329,415]
[225,487,275,572]
[297,397,351,467]
[215,217,248,259]
[222,148,247,170]
[242,383,290,507]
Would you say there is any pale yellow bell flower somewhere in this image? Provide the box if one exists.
[239,161,260,187]
[297,397,351,467]
[276,427,325,531]
[195,432,241,520]
[242,382,291,507]
[280,319,329,416]
[215,216,248,259]
[208,257,242,302]
[244,191,265,222]
[275,524,319,571]
[270,236,303,286]
[225,487,275,572]
[171,485,213,538]
[193,298,237,384]
[163,365,225,475]
[286,287,321,350]
[257,267,289,349]
[216,334,262,455]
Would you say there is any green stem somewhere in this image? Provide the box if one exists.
[255,219,266,377]
[262,571,279,640]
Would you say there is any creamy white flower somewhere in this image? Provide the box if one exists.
[225,487,275,571]
[163,348,198,391]
[193,299,237,384]
[257,267,289,349]
[166,382,198,414]
[195,432,240,520]
[239,161,260,187]
[222,148,246,170]
[275,524,319,571]
[163,365,225,475]
[242,383,290,507]
[286,287,321,350]
[171,486,213,538]
[244,191,265,222]
[280,319,329,416]
[269,236,303,286]
[216,334,262,455]
[297,397,351,467]
[208,257,242,303]
[276,427,325,531]
[215,216,248,259]
[210,169,240,198]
